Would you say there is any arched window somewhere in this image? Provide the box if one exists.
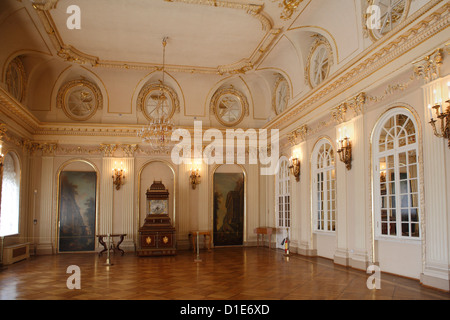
[373,109,420,239]
[276,158,291,229]
[312,140,336,232]
[0,153,20,236]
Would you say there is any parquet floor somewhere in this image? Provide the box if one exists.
[0,247,449,301]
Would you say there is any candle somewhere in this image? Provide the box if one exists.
[447,82,450,100]
[428,105,433,119]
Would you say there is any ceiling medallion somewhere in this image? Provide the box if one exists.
[138,37,176,151]
[305,35,333,89]
[5,57,27,103]
[365,0,411,41]
[272,0,305,20]
[273,76,290,115]
[56,79,103,121]
[211,86,249,127]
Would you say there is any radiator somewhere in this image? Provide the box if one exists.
[3,243,30,265]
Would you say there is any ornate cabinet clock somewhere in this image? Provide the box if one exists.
[137,181,176,256]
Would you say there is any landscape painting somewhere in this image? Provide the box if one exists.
[213,172,245,246]
[58,171,97,252]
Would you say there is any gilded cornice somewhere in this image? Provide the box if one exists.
[32,0,281,75]
[264,0,449,133]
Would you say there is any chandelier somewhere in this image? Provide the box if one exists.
[138,37,175,151]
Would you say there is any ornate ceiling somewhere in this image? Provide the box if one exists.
[31,0,311,74]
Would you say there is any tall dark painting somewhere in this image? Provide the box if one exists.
[213,172,245,246]
[58,171,97,252]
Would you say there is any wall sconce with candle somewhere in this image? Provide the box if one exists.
[112,162,125,190]
[189,161,201,190]
[428,82,450,148]
[337,128,352,170]
[289,149,301,182]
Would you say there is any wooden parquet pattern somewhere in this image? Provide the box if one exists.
[0,247,449,300]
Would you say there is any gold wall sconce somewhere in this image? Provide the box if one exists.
[189,166,201,190]
[289,149,301,182]
[428,83,450,148]
[337,128,352,170]
[112,162,125,190]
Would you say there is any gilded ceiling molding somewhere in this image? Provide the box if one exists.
[413,48,444,83]
[264,0,449,131]
[30,0,59,11]
[272,0,305,20]
[57,46,100,67]
[0,87,40,135]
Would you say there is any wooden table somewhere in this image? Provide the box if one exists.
[97,234,127,256]
[254,227,276,248]
[189,231,211,252]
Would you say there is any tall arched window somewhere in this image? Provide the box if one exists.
[312,139,336,232]
[0,152,20,236]
[373,109,420,239]
[276,157,291,229]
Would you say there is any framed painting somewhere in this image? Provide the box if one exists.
[213,172,245,246]
[58,171,97,252]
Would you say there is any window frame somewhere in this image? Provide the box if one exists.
[276,157,291,229]
[312,139,336,233]
[372,108,421,241]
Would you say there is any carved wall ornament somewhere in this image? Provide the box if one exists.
[413,48,444,83]
[121,144,138,157]
[288,124,309,146]
[99,144,117,157]
[137,82,180,122]
[331,104,348,124]
[305,34,334,89]
[57,79,103,121]
[273,76,290,115]
[5,56,27,103]
[210,86,249,127]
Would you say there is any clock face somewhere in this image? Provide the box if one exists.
[212,88,248,127]
[150,200,167,215]
[57,80,102,121]
[273,78,289,115]
[138,83,179,122]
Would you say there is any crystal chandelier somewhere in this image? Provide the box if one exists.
[138,37,175,151]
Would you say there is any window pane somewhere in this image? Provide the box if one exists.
[0,154,20,236]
